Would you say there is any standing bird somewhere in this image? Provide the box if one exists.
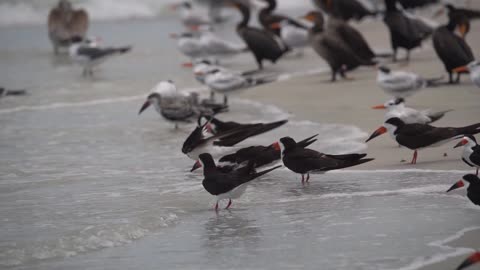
[446,174,480,206]
[227,0,288,70]
[198,27,247,58]
[48,0,89,54]
[376,66,441,99]
[365,117,480,164]
[432,12,474,84]
[69,37,131,76]
[453,61,480,88]
[383,0,433,62]
[454,135,480,175]
[372,98,452,125]
[191,134,318,173]
[138,81,227,129]
[271,137,373,183]
[303,11,376,82]
[455,251,480,270]
[198,153,281,210]
[312,0,377,21]
[170,32,206,61]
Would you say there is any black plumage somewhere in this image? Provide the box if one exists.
[313,0,377,21]
[446,174,480,206]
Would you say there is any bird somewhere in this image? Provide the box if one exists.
[68,36,131,76]
[227,0,288,70]
[48,0,89,54]
[454,135,480,175]
[446,174,480,206]
[383,0,433,62]
[197,26,247,58]
[312,0,377,21]
[258,0,302,38]
[271,136,374,183]
[198,115,288,146]
[138,81,227,129]
[376,66,442,99]
[171,2,211,27]
[455,251,480,270]
[190,134,318,172]
[170,32,206,61]
[441,4,480,39]
[200,67,277,105]
[269,19,309,55]
[198,153,281,211]
[372,98,452,125]
[0,87,27,98]
[432,11,474,84]
[365,117,480,164]
[303,11,376,82]
[453,61,480,88]
[397,0,439,10]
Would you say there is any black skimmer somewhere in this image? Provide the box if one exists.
[453,61,480,88]
[432,11,474,84]
[68,36,131,77]
[201,68,277,105]
[198,115,287,146]
[199,153,281,210]
[365,117,480,164]
[0,87,27,98]
[454,135,480,175]
[48,0,89,54]
[383,0,433,62]
[376,66,442,99]
[191,134,319,173]
[312,0,377,22]
[302,11,376,82]
[271,137,374,183]
[138,81,227,129]
[372,98,452,125]
[455,251,480,270]
[171,2,211,27]
[446,174,480,206]
[226,0,288,70]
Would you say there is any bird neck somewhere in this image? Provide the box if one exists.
[261,0,276,13]
[446,18,457,32]
[236,5,250,29]
[385,0,398,12]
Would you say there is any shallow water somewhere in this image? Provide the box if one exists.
[1,10,479,270]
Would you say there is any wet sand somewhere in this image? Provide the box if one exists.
[239,13,480,270]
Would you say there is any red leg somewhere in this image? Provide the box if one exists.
[411,150,418,164]
[225,199,232,209]
[306,173,310,182]
[301,174,304,183]
[214,202,219,211]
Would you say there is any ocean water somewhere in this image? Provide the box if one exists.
[1,3,479,270]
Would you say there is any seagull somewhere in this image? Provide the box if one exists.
[271,137,374,183]
[377,66,441,99]
[365,117,480,164]
[201,68,277,105]
[197,26,247,58]
[453,61,480,88]
[171,2,211,27]
[0,87,27,98]
[454,135,480,175]
[446,174,480,206]
[138,81,227,129]
[198,153,281,211]
[48,0,89,54]
[191,134,319,173]
[170,32,206,61]
[372,98,452,125]
[69,36,131,76]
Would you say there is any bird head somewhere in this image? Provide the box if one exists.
[454,135,477,148]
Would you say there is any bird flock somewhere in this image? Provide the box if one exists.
[8,0,480,267]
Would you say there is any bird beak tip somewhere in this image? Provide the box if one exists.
[366,126,387,143]
[446,180,464,192]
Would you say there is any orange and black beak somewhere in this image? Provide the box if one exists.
[301,13,316,22]
[365,126,387,142]
[456,251,480,270]
[270,22,281,30]
[190,160,202,172]
[453,66,469,73]
[271,142,281,151]
[372,104,386,110]
[138,100,151,115]
[454,138,468,148]
[446,180,464,192]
